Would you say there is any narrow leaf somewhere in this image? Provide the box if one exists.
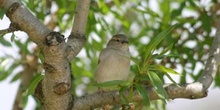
[0,38,12,47]
[22,93,29,108]
[134,75,150,81]
[0,10,6,19]
[10,33,16,42]
[152,53,179,60]
[0,62,20,81]
[135,84,150,107]
[38,52,44,63]
[155,65,180,75]
[159,43,174,55]
[144,25,176,61]
[148,71,168,103]
[0,66,8,81]
[14,39,24,48]
[119,86,129,104]
[10,71,22,83]
[25,74,44,95]
[164,73,178,85]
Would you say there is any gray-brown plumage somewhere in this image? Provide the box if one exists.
[94,34,130,84]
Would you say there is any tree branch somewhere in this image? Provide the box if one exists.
[72,83,207,110]
[67,0,90,61]
[197,20,220,90]
[72,21,220,109]
[0,0,75,109]
[41,32,73,110]
[0,22,19,35]
[0,0,50,47]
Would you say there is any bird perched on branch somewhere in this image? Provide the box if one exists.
[94,34,131,110]
[94,34,130,85]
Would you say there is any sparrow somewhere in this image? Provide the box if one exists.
[94,34,130,110]
[94,34,130,85]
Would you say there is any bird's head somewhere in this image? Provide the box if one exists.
[107,34,129,51]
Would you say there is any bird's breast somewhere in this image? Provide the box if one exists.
[94,49,130,83]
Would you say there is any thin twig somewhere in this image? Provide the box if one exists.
[0,22,19,36]
[67,0,90,60]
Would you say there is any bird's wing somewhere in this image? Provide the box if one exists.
[98,48,110,64]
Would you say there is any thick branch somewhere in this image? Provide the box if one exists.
[71,0,90,36]
[67,0,90,60]
[72,83,207,110]
[0,0,50,47]
[42,32,73,110]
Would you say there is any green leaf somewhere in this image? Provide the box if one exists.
[10,71,22,83]
[135,84,150,107]
[119,86,129,104]
[98,17,112,32]
[25,74,44,96]
[0,38,12,47]
[164,72,178,85]
[214,65,220,87]
[38,51,44,63]
[131,57,141,72]
[135,8,159,17]
[148,71,168,103]
[0,62,20,81]
[143,25,176,67]
[160,0,170,26]
[155,65,180,75]
[152,53,179,60]
[188,0,197,7]
[152,54,164,59]
[201,12,211,32]
[171,2,186,18]
[10,33,16,42]
[0,66,7,81]
[0,9,6,19]
[129,85,134,101]
[134,74,150,81]
[159,43,174,55]
[14,39,24,48]
[22,93,29,108]
[99,1,110,14]
[120,93,129,104]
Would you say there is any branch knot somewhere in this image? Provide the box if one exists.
[7,2,20,14]
[44,63,56,73]
[53,82,71,95]
[45,31,65,46]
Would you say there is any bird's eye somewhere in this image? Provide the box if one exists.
[122,41,128,44]
[116,39,120,42]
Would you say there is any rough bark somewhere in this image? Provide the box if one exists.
[0,0,50,48]
[72,83,207,110]
[67,0,90,61]
[0,0,90,109]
